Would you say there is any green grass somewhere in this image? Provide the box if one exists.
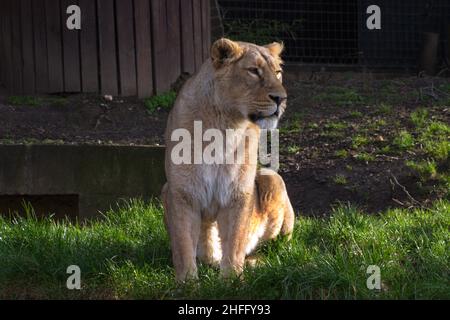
[423,140,450,162]
[320,131,345,140]
[422,121,450,137]
[332,174,348,185]
[349,111,363,119]
[320,122,347,139]
[335,149,349,159]
[7,96,42,106]
[378,146,391,155]
[410,109,429,128]
[314,87,364,107]
[355,152,375,163]
[286,145,301,155]
[6,96,68,107]
[325,121,347,131]
[376,103,393,115]
[367,119,387,131]
[0,199,449,299]
[406,160,438,181]
[351,135,370,149]
[417,121,450,162]
[144,91,177,114]
[399,111,450,196]
[306,122,319,130]
[393,131,415,151]
[281,113,303,134]
[47,97,68,107]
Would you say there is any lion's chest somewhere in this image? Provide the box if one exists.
[196,163,255,212]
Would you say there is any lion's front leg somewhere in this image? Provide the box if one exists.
[216,195,254,278]
[163,187,202,283]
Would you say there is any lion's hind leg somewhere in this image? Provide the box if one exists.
[197,220,222,266]
[256,168,295,240]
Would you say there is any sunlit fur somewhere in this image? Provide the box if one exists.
[161,38,294,282]
[193,168,295,266]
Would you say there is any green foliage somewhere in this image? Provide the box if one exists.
[144,91,177,113]
[224,19,302,45]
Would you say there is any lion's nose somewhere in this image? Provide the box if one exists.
[269,94,287,107]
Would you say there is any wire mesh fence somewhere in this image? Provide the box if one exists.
[214,0,450,70]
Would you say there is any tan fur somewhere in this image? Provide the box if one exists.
[162,38,294,282]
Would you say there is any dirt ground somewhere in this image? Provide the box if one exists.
[279,72,449,215]
[1,71,449,216]
[0,93,167,146]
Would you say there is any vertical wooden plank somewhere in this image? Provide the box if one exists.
[2,1,13,92]
[151,0,171,93]
[11,0,23,93]
[33,0,49,93]
[97,0,118,96]
[20,0,36,94]
[61,0,81,92]
[201,0,210,61]
[46,0,64,93]
[167,0,181,85]
[134,0,154,98]
[116,0,137,96]
[192,0,203,71]
[79,0,99,93]
[180,0,196,74]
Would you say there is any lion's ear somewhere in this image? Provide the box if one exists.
[211,38,243,68]
[265,42,284,57]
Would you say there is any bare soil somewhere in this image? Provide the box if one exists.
[0,94,168,146]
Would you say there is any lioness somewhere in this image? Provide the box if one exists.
[162,38,295,282]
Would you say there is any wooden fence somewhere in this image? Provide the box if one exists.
[0,0,211,97]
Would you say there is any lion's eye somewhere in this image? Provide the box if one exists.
[247,68,260,76]
[275,70,283,79]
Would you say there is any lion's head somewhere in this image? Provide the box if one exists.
[210,38,287,129]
